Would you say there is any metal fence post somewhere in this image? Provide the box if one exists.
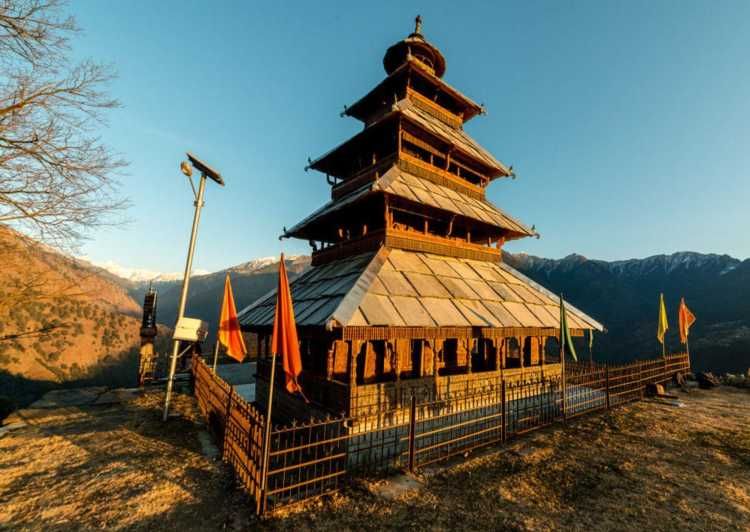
[605,365,610,410]
[407,393,417,474]
[223,386,233,459]
[561,364,567,424]
[501,379,507,443]
[638,361,643,400]
[258,413,271,516]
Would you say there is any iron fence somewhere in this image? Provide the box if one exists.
[193,353,690,516]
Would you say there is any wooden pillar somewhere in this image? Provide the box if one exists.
[495,338,502,373]
[467,338,473,374]
[391,341,400,382]
[349,340,360,388]
[434,338,442,379]
[498,337,510,373]
[540,337,547,366]
[518,336,524,369]
[423,339,434,378]
[347,340,358,417]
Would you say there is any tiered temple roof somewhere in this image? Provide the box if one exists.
[240,17,602,341]
[239,248,602,332]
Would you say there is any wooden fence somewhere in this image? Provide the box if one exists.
[192,353,690,516]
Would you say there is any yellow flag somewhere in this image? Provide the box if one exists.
[657,293,669,344]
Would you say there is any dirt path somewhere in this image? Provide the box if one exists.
[1,387,749,531]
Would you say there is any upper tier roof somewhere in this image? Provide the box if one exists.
[345,59,483,124]
[309,98,511,179]
[238,248,604,332]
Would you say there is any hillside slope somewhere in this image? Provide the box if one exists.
[126,256,311,345]
[505,251,750,372]
[1,386,748,530]
[0,227,148,404]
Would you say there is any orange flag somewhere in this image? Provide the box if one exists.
[271,254,304,395]
[218,273,247,362]
[678,297,696,344]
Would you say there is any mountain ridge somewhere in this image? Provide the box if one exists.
[102,248,750,373]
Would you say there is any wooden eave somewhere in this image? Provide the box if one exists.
[397,100,510,178]
[285,165,535,241]
[345,59,483,124]
[308,112,399,177]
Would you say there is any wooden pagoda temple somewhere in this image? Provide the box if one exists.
[239,17,603,421]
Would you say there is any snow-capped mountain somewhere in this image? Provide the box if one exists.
[78,258,210,283]
[505,250,750,373]
[93,249,748,374]
[506,251,741,278]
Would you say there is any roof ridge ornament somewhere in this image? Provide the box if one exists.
[414,15,423,36]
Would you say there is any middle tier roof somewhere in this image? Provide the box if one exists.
[284,164,536,241]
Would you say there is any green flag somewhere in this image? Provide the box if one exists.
[559,294,578,362]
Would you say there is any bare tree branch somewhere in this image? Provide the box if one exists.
[0,0,128,251]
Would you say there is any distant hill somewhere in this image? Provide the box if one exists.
[0,226,163,407]
[124,255,311,346]
[504,251,750,373]
[127,249,750,373]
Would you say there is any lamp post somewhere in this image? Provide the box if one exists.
[163,153,224,421]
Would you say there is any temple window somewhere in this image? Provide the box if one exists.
[410,340,423,377]
[439,338,458,375]
[505,337,521,369]
[471,339,495,372]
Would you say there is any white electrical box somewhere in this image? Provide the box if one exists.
[173,317,208,342]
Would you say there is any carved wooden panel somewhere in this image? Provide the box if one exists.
[332,340,349,379]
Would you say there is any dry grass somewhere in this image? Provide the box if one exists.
[0,390,254,530]
[1,387,749,531]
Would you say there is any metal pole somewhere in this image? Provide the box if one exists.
[163,173,207,421]
[259,352,278,516]
[408,393,416,473]
[605,365,610,410]
[501,379,507,442]
[561,328,566,423]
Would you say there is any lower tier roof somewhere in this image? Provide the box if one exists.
[238,248,603,332]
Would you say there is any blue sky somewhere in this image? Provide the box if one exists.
[71,0,750,274]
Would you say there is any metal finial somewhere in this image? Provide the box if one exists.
[414,15,423,34]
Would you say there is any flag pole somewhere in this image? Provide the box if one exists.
[560,294,566,423]
[260,253,284,515]
[211,341,220,372]
[260,349,277,515]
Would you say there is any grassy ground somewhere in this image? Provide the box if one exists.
[1,386,749,531]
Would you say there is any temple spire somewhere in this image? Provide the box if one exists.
[383,15,446,78]
[413,15,423,36]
